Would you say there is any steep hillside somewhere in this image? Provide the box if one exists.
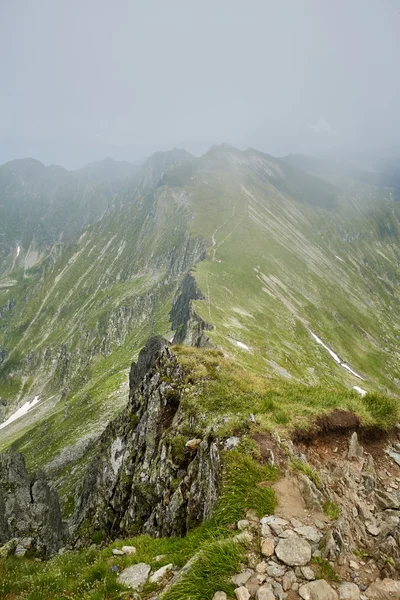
[0,145,399,519]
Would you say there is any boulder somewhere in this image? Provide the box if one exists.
[117,563,151,590]
[185,438,202,451]
[365,578,400,599]
[299,580,339,600]
[234,586,251,600]
[256,585,275,600]
[282,570,297,590]
[261,538,275,557]
[149,563,173,583]
[232,569,253,586]
[122,545,137,555]
[338,582,360,599]
[295,526,322,543]
[275,537,312,566]
[212,593,228,600]
[301,566,316,581]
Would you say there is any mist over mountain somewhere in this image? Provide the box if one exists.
[1,1,400,596]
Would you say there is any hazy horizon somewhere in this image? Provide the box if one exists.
[1,0,400,169]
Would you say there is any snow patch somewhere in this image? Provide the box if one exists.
[0,396,39,431]
[311,332,364,380]
[335,255,344,262]
[234,340,249,351]
[311,333,341,364]
[16,245,21,258]
[342,364,363,380]
[353,386,367,397]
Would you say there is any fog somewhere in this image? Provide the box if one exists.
[1,0,399,168]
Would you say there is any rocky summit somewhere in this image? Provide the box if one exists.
[0,147,399,598]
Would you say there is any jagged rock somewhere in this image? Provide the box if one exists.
[301,566,316,581]
[73,338,221,540]
[374,490,400,510]
[298,473,323,510]
[283,570,297,590]
[261,516,288,535]
[366,523,380,536]
[279,529,297,538]
[320,530,339,560]
[112,549,124,555]
[256,562,268,574]
[232,569,253,586]
[338,582,361,599]
[295,526,322,543]
[149,563,173,583]
[275,537,312,566]
[261,523,272,537]
[122,545,137,555]
[266,564,286,577]
[385,448,400,467]
[261,538,275,557]
[234,586,251,600]
[246,573,263,596]
[0,450,64,555]
[117,563,151,590]
[299,580,339,599]
[348,433,364,460]
[256,585,275,600]
[272,581,284,599]
[238,519,250,531]
[365,578,400,599]
[212,593,228,600]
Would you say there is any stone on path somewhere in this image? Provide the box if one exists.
[299,580,339,600]
[234,586,251,600]
[338,582,360,599]
[275,537,312,566]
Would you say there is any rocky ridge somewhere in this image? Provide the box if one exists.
[72,336,220,541]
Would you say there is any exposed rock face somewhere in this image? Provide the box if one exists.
[170,273,213,347]
[72,336,220,541]
[0,450,64,555]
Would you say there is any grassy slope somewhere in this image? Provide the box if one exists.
[178,148,400,394]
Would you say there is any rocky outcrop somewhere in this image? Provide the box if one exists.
[72,336,220,542]
[0,450,64,555]
[170,273,214,347]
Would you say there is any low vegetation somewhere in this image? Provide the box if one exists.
[175,346,399,434]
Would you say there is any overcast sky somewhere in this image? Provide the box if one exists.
[1,0,399,168]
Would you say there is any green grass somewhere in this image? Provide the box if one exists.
[215,449,278,525]
[291,459,322,490]
[175,346,399,434]
[312,557,340,582]
[323,501,341,521]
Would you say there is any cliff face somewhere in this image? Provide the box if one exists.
[72,336,220,541]
[170,273,213,347]
[0,450,64,556]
